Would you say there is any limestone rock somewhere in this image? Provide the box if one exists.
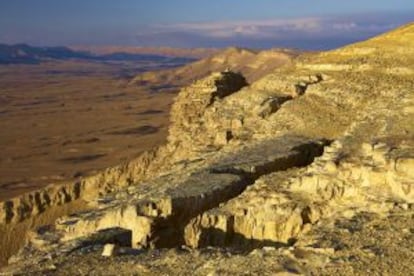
[168,71,247,151]
[102,244,119,257]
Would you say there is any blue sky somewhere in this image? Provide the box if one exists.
[0,0,413,49]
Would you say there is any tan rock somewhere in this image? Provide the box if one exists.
[102,244,119,257]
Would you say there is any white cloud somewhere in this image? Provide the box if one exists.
[146,17,324,38]
[332,22,357,31]
[134,12,414,49]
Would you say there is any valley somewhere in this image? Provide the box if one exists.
[0,46,295,202]
[0,61,173,201]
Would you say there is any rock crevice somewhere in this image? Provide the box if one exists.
[17,137,327,262]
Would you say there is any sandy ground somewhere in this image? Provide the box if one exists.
[0,61,174,201]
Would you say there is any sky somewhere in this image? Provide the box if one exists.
[0,0,414,50]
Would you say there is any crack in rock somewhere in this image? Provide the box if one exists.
[16,137,328,262]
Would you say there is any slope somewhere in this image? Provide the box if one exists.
[129,47,299,92]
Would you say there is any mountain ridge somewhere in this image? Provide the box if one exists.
[70,45,220,59]
[0,43,196,65]
[129,46,300,92]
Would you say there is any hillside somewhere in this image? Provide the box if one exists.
[1,23,414,275]
[129,47,299,92]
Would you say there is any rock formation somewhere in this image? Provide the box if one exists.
[128,47,298,91]
[1,23,414,275]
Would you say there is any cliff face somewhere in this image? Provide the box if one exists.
[2,24,414,275]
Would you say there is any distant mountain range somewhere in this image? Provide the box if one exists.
[71,46,220,59]
[0,43,196,65]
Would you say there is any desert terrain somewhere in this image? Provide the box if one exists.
[0,23,413,275]
[0,61,173,201]
[70,46,220,59]
[3,22,412,275]
[0,46,296,202]
[0,46,296,266]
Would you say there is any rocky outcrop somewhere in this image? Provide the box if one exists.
[12,137,325,252]
[168,71,247,150]
[0,148,159,225]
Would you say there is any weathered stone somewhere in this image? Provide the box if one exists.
[214,130,233,145]
[102,244,118,257]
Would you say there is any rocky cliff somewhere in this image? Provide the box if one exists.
[1,23,414,275]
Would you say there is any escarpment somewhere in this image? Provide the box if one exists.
[2,23,414,274]
[167,71,248,150]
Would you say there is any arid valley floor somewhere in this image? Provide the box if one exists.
[0,61,172,201]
